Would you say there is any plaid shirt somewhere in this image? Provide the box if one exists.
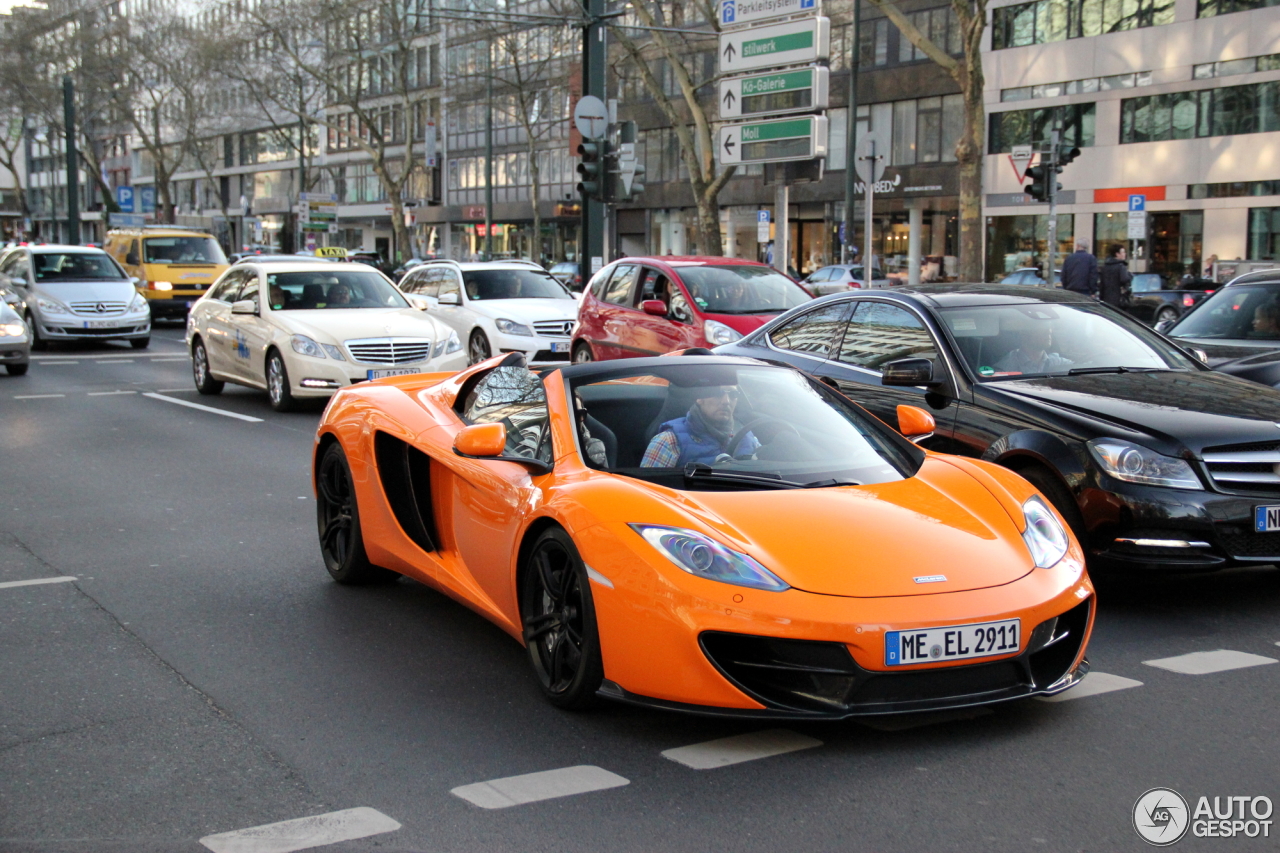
[640,426,760,468]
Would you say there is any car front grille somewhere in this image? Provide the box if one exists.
[1202,442,1280,494]
[1218,528,1280,559]
[69,301,129,315]
[54,325,147,336]
[532,320,574,338]
[345,337,433,364]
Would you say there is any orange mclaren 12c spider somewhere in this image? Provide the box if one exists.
[312,352,1095,718]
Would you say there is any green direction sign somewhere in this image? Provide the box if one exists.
[718,66,829,119]
[719,17,830,74]
[718,115,828,165]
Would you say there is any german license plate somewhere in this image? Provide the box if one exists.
[550,341,570,353]
[1254,505,1280,532]
[367,367,422,380]
[885,618,1021,666]
[82,320,122,329]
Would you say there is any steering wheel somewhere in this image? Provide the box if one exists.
[726,416,800,459]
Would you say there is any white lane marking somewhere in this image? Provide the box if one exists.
[14,394,65,399]
[87,390,137,396]
[661,729,821,770]
[143,392,264,423]
[42,360,79,365]
[584,564,614,588]
[1144,649,1278,675]
[149,357,189,362]
[156,387,197,393]
[199,807,400,853]
[1037,671,1143,702]
[0,576,78,590]
[94,359,135,364]
[451,765,629,809]
[859,707,993,731]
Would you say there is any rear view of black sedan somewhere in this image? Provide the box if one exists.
[717,284,1280,573]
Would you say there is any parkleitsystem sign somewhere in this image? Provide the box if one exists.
[718,17,830,74]
[719,115,828,165]
[718,66,829,119]
[720,0,819,27]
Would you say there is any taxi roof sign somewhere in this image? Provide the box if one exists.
[315,247,348,258]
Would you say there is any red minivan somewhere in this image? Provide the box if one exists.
[571,256,812,362]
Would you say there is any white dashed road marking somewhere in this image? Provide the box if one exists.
[451,765,629,809]
[87,390,137,396]
[149,357,188,362]
[14,394,65,399]
[1143,649,1278,675]
[143,392,264,423]
[199,807,400,853]
[1037,671,1144,702]
[662,729,822,769]
[0,576,78,590]
[156,387,196,393]
[94,359,134,364]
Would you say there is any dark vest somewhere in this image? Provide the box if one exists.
[659,417,739,466]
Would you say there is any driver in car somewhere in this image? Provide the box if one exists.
[994,324,1073,375]
[641,384,761,467]
[326,283,353,306]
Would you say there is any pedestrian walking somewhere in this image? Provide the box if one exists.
[1061,241,1099,296]
[1099,244,1133,309]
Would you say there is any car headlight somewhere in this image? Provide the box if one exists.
[445,328,462,354]
[151,280,173,291]
[0,322,25,337]
[704,319,742,346]
[290,334,326,358]
[1022,496,1069,568]
[1088,438,1200,490]
[630,524,790,591]
[36,298,69,315]
[129,293,149,313]
[494,318,533,336]
[321,343,345,361]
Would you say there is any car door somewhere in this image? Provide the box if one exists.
[623,266,690,356]
[814,299,963,452]
[1126,275,1162,323]
[225,272,269,383]
[198,269,246,377]
[434,268,470,336]
[594,263,641,358]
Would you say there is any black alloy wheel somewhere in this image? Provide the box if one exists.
[191,339,224,395]
[316,443,397,585]
[468,330,492,365]
[521,528,603,709]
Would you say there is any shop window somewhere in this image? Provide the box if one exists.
[985,214,1074,281]
[988,104,1095,153]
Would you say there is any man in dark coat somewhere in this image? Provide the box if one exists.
[1060,242,1098,296]
[1099,244,1133,309]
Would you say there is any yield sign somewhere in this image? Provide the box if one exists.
[1010,144,1034,182]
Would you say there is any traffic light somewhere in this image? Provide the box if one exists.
[577,140,607,201]
[1024,164,1050,203]
[1057,146,1081,170]
[628,162,646,199]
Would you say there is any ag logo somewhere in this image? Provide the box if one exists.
[1134,788,1190,846]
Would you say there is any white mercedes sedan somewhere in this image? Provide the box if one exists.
[185,261,465,411]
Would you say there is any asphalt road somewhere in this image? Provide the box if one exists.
[1,325,1278,852]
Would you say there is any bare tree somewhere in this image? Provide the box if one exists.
[866,0,986,281]
[611,0,733,255]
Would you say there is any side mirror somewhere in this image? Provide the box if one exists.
[407,295,430,311]
[129,276,141,288]
[897,405,936,443]
[231,299,257,315]
[881,357,937,387]
[453,422,553,473]
[641,299,667,316]
[126,252,139,266]
[438,291,460,306]
[9,277,25,287]
[1154,319,1172,333]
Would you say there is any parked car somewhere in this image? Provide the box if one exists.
[186,260,465,411]
[105,227,229,321]
[999,268,1061,287]
[549,261,583,292]
[801,264,891,294]
[571,256,812,362]
[1160,277,1280,387]
[397,260,579,365]
[0,300,30,375]
[314,352,1093,714]
[1125,272,1216,326]
[0,244,151,349]
[717,283,1280,573]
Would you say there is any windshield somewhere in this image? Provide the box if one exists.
[1170,284,1280,341]
[143,236,228,265]
[462,269,573,301]
[569,363,919,490]
[265,269,409,310]
[939,302,1194,380]
[33,252,127,281]
[677,265,811,315]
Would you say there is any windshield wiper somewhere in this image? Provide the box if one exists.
[682,464,860,490]
[1066,366,1166,375]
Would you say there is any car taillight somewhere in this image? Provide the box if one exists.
[1183,295,1195,307]
[850,281,862,288]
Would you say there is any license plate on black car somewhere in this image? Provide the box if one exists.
[1254,506,1280,532]
[885,619,1020,666]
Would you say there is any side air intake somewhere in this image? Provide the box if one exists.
[373,431,440,552]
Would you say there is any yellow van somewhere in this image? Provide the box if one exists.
[105,227,230,320]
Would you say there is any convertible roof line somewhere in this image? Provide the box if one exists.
[499,352,528,368]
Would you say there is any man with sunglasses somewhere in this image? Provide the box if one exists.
[640,384,760,468]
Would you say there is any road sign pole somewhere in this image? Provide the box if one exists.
[63,76,79,244]
[580,0,605,277]
[861,139,877,280]
[841,0,859,265]
[774,182,789,274]
[1045,130,1059,285]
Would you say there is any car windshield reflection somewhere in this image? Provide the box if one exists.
[1170,283,1280,341]
[569,363,918,489]
[264,270,410,310]
[939,303,1194,380]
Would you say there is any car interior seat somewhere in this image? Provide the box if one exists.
[581,413,617,468]
[300,283,325,308]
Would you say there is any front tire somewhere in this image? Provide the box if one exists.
[1017,463,1087,545]
[25,313,46,351]
[1155,306,1178,326]
[266,349,296,412]
[191,338,224,395]
[316,443,398,585]
[521,528,604,710]
[6,363,28,376]
[130,336,150,350]
[468,329,492,365]
[572,342,594,364]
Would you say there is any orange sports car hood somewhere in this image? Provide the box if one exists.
[620,458,1036,598]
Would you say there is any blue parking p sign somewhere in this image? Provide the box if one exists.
[115,186,134,213]
[1129,194,1146,212]
[721,0,735,23]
